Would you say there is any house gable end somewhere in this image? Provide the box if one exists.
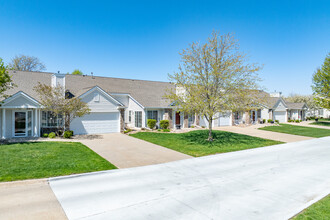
[2,92,40,108]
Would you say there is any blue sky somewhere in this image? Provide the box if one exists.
[0,0,329,96]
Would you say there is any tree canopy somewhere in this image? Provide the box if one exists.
[34,83,90,133]
[71,69,83,75]
[285,94,317,110]
[166,32,261,141]
[8,55,46,72]
[312,53,330,110]
[0,58,13,100]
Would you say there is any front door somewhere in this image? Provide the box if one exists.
[175,112,180,125]
[14,111,27,137]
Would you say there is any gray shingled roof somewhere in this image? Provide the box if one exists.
[286,102,306,109]
[4,71,175,108]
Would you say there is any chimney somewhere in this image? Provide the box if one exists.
[269,91,282,97]
[51,72,66,88]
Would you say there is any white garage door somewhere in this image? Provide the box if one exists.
[70,112,120,135]
[274,111,286,123]
[217,112,231,126]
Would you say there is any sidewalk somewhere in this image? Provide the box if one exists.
[214,124,313,142]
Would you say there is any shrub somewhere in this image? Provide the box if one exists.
[147,119,157,129]
[267,119,273,123]
[262,119,266,123]
[141,127,146,131]
[63,130,73,139]
[157,129,161,132]
[275,120,279,123]
[295,120,300,123]
[124,129,132,134]
[162,129,170,132]
[190,125,195,128]
[201,126,205,128]
[42,133,48,138]
[48,132,56,139]
[159,120,169,129]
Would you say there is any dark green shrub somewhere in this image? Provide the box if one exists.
[162,129,170,132]
[275,120,279,123]
[267,119,273,123]
[157,129,161,132]
[159,120,169,129]
[201,126,205,128]
[42,133,48,138]
[190,125,195,128]
[63,131,73,138]
[124,129,132,134]
[147,119,157,129]
[295,120,300,123]
[262,119,266,123]
[48,132,56,138]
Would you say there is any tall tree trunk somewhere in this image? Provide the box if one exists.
[208,119,213,141]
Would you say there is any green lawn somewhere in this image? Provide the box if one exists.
[292,195,330,219]
[130,130,282,157]
[310,121,330,127]
[0,142,116,182]
[259,124,330,138]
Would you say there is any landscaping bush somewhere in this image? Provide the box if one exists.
[157,129,162,132]
[201,126,205,128]
[295,120,300,123]
[159,120,169,129]
[162,129,170,132]
[63,131,73,139]
[42,133,48,138]
[267,119,273,123]
[275,120,279,123]
[141,127,146,131]
[262,119,266,123]
[124,129,132,134]
[190,125,195,128]
[48,132,56,139]
[147,119,157,129]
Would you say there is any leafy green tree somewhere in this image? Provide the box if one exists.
[166,32,261,141]
[71,69,83,75]
[0,58,13,100]
[34,83,90,133]
[312,53,330,110]
[8,55,46,71]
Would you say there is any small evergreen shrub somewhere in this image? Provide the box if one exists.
[124,129,132,134]
[262,119,266,123]
[201,126,205,128]
[295,120,300,123]
[267,119,273,123]
[147,119,157,129]
[48,132,56,139]
[275,120,279,123]
[42,133,48,138]
[63,130,73,138]
[190,125,195,128]
[159,120,169,129]
[157,129,161,132]
[162,129,170,132]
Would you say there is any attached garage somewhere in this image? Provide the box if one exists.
[216,112,232,127]
[274,111,287,123]
[71,112,120,135]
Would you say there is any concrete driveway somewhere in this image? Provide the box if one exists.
[215,124,313,142]
[50,137,330,220]
[79,133,192,168]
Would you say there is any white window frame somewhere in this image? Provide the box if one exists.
[93,93,100,102]
[12,110,33,137]
[41,111,63,128]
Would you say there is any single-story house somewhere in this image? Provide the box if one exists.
[1,71,231,139]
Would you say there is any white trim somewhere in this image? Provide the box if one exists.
[2,91,41,108]
[12,110,33,138]
[127,95,145,109]
[79,86,124,106]
[2,109,5,139]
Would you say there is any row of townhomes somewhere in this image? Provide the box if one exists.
[0,71,310,139]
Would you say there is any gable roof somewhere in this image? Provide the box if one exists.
[286,102,307,109]
[4,70,175,108]
[65,74,175,108]
[79,86,124,106]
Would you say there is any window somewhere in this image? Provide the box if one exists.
[41,111,63,127]
[135,111,142,128]
[93,93,100,102]
[129,111,132,123]
[147,110,158,121]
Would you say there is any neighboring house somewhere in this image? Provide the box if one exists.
[232,92,308,125]
[306,108,330,118]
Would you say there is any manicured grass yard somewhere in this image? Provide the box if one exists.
[0,142,116,182]
[292,195,330,219]
[130,130,282,157]
[310,121,330,127]
[259,124,330,138]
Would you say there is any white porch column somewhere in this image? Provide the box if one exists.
[34,109,38,137]
[2,109,5,139]
[38,109,41,136]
